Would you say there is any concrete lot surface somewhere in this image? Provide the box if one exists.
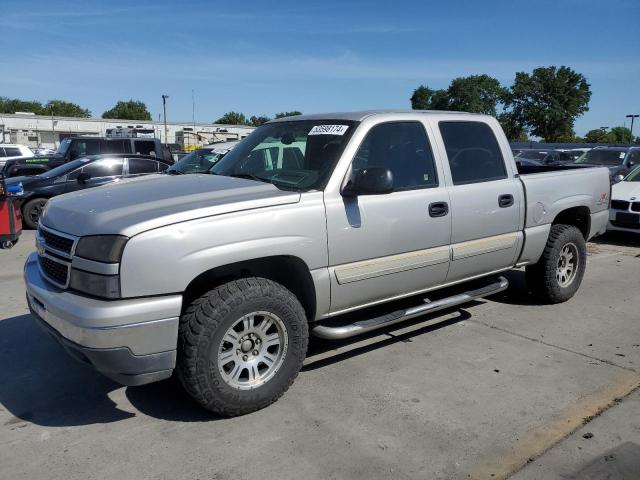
[0,231,638,479]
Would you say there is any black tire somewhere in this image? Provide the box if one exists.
[22,198,48,229]
[176,277,308,416]
[525,224,587,304]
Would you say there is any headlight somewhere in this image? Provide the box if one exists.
[75,235,128,263]
[70,269,121,299]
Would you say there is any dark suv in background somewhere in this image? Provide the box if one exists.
[6,154,170,228]
[3,136,173,177]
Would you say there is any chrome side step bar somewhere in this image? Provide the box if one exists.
[311,276,509,340]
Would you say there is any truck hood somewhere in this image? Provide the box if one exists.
[41,174,301,237]
[612,181,640,202]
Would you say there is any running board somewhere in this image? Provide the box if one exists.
[311,276,509,340]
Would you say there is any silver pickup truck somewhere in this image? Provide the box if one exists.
[24,110,610,416]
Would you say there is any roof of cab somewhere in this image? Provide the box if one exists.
[268,109,478,123]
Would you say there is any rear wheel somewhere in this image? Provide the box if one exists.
[526,224,587,304]
[22,198,48,229]
[176,277,308,416]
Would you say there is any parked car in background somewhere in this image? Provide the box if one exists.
[557,148,591,162]
[6,154,170,228]
[0,144,33,171]
[574,146,640,181]
[4,136,173,177]
[26,110,610,416]
[166,141,238,174]
[514,149,574,166]
[608,166,640,234]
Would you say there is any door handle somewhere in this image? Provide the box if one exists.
[429,201,449,217]
[498,194,514,208]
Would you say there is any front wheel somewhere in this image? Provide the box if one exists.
[22,198,48,229]
[176,278,308,416]
[526,224,587,304]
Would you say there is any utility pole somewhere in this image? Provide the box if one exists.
[161,95,169,144]
[626,114,639,144]
[192,89,196,148]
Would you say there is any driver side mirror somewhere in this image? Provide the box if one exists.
[342,167,393,197]
[77,172,91,184]
[613,174,625,183]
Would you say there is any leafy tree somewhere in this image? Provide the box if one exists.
[410,85,449,110]
[498,112,528,141]
[249,115,271,126]
[102,100,151,120]
[44,99,91,117]
[216,111,249,125]
[608,126,633,144]
[505,66,591,142]
[584,129,610,143]
[446,75,507,115]
[274,111,302,119]
[0,97,44,114]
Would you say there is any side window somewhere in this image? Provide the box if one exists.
[352,121,438,191]
[4,147,23,157]
[102,140,129,154]
[0,148,6,157]
[128,158,158,175]
[134,140,157,156]
[80,158,124,178]
[70,140,101,160]
[439,121,507,185]
[627,151,640,165]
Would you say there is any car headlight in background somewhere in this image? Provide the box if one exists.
[75,235,128,263]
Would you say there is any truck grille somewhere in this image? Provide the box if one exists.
[610,200,630,210]
[38,255,70,287]
[38,226,75,256]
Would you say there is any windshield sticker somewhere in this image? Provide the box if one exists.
[309,125,349,136]
[620,152,626,159]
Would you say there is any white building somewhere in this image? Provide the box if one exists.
[0,112,254,149]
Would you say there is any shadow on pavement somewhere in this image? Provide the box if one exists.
[568,442,640,480]
[483,269,538,306]
[590,232,640,248]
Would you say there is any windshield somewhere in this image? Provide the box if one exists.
[167,149,226,174]
[38,159,90,178]
[625,167,640,182]
[56,138,72,156]
[575,149,626,166]
[211,120,357,191]
[515,151,547,160]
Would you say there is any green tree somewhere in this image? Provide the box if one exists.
[102,100,151,120]
[584,129,610,143]
[44,99,91,117]
[216,111,249,125]
[410,85,449,110]
[249,115,271,126]
[608,126,633,144]
[505,66,591,142]
[498,112,528,141]
[446,74,507,115]
[274,111,302,119]
[0,97,44,114]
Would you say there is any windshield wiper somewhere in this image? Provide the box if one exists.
[226,173,269,183]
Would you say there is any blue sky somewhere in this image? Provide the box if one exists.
[1,0,639,135]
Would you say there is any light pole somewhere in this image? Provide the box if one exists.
[161,95,169,144]
[626,114,638,144]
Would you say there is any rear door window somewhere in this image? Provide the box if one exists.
[439,121,507,185]
[128,158,158,175]
[69,140,101,159]
[4,147,23,157]
[134,140,157,156]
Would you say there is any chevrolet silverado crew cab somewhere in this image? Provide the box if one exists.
[25,111,610,416]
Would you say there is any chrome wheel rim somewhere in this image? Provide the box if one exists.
[556,242,579,288]
[217,311,288,390]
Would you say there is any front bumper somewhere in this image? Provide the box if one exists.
[24,252,182,386]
